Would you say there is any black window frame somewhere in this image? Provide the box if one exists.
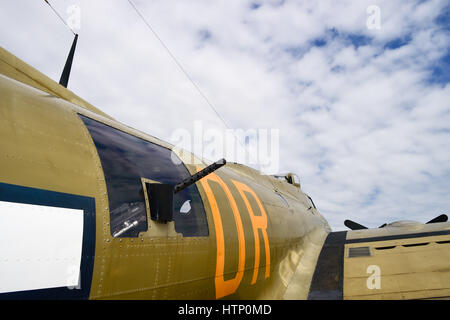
[80,115,209,238]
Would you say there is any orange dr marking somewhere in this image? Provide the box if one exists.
[197,169,246,299]
[231,179,271,284]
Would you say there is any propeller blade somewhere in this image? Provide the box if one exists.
[344,219,368,230]
[426,214,448,224]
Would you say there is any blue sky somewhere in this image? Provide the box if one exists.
[0,0,449,231]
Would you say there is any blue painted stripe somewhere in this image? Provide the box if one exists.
[346,229,450,244]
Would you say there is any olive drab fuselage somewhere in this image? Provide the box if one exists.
[3,46,449,300]
[0,46,330,299]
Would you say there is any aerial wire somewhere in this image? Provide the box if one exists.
[127,0,231,130]
[126,0,259,166]
[43,0,77,35]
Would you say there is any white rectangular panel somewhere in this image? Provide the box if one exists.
[0,201,84,293]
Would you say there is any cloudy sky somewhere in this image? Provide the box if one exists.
[1,0,449,231]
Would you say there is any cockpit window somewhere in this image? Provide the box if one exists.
[273,175,288,183]
[307,195,316,211]
[80,115,208,237]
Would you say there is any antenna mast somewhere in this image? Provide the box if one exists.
[59,33,78,88]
